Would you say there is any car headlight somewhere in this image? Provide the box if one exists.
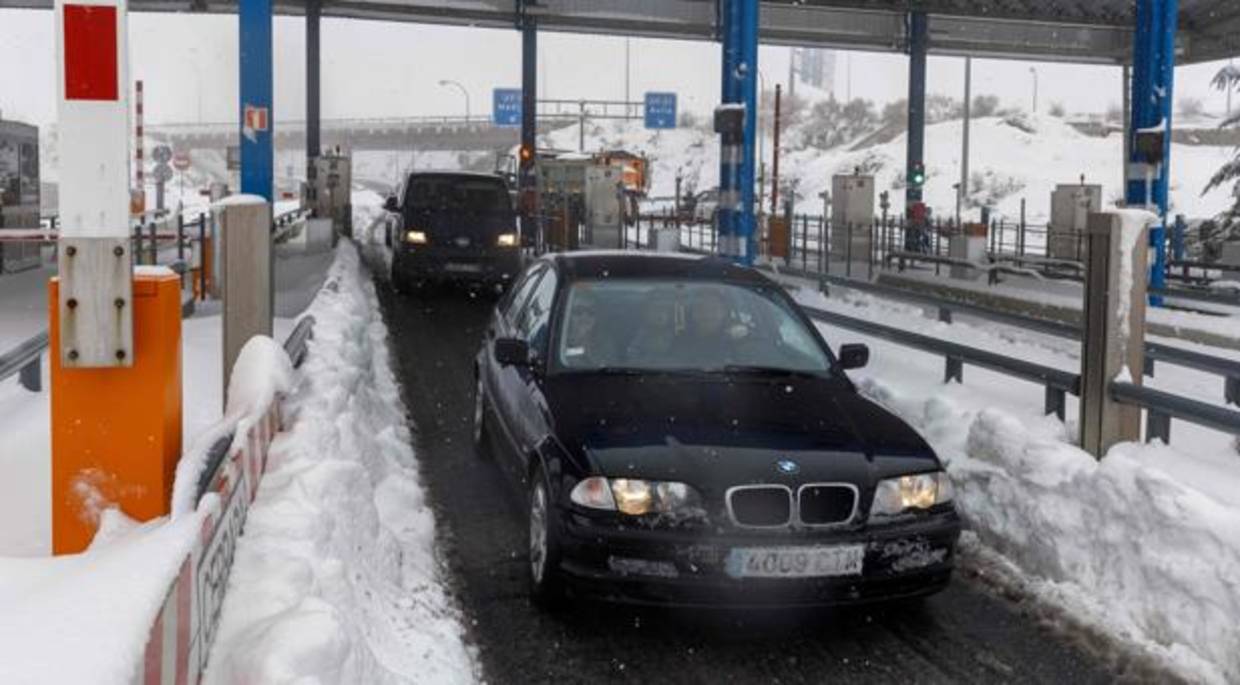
[570,477,702,516]
[496,232,518,247]
[869,471,954,519]
[405,230,427,244]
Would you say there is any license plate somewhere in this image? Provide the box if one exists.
[725,545,864,579]
[444,262,482,273]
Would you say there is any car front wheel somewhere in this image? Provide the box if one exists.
[472,373,492,460]
[528,471,564,607]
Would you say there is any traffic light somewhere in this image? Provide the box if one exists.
[519,143,535,164]
[907,162,926,188]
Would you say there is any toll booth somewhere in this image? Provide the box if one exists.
[829,174,874,276]
[0,118,41,273]
[1049,183,1102,262]
[539,156,591,251]
[305,151,353,238]
[584,165,624,249]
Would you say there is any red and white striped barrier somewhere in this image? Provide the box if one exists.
[138,401,283,684]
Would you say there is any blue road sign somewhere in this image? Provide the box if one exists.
[493,88,523,127]
[644,92,677,129]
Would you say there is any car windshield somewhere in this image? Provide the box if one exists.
[555,279,832,374]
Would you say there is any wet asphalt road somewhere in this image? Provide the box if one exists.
[370,265,1131,685]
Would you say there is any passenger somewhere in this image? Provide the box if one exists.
[625,288,679,366]
[561,290,619,368]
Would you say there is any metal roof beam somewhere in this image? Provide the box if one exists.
[0,0,1139,65]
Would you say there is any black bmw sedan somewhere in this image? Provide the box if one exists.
[473,251,961,607]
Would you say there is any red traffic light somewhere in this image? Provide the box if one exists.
[519,145,534,162]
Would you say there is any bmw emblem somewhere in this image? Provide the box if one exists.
[775,459,800,475]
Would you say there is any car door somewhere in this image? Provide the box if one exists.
[498,264,559,467]
[485,262,546,458]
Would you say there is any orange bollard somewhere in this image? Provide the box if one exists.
[50,271,183,555]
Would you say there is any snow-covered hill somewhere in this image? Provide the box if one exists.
[540,114,1236,224]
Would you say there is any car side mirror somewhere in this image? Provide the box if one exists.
[383,196,399,212]
[494,337,531,367]
[838,343,869,370]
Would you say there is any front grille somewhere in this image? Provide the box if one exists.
[727,486,792,527]
[798,484,858,526]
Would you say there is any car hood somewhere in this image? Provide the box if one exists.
[541,372,936,491]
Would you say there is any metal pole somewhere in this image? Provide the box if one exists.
[624,38,631,113]
[905,12,928,216]
[306,0,321,160]
[1030,67,1038,114]
[438,80,471,119]
[771,84,782,216]
[578,100,585,152]
[519,15,539,250]
[960,56,971,223]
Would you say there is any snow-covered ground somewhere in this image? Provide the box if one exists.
[542,114,1236,225]
[204,241,477,684]
[781,275,1240,684]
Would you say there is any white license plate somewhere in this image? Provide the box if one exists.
[725,545,865,579]
[444,262,482,273]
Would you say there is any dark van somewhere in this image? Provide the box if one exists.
[385,171,523,292]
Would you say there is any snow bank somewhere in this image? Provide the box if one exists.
[204,243,477,684]
[855,371,1240,684]
[171,335,294,516]
[0,507,208,684]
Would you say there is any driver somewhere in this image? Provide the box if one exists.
[672,287,737,366]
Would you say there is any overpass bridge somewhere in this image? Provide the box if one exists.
[146,114,577,153]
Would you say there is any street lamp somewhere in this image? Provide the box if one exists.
[437,79,471,120]
[1029,67,1039,115]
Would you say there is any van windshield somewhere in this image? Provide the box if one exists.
[405,176,510,213]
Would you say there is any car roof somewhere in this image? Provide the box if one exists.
[548,251,773,285]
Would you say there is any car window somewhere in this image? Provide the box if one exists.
[517,268,558,359]
[555,279,831,373]
[503,264,546,328]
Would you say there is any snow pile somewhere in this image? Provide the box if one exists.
[851,356,1240,684]
[958,411,1240,683]
[171,335,295,515]
[0,504,208,684]
[204,243,477,684]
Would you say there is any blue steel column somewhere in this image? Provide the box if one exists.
[1126,0,1178,304]
[905,12,928,235]
[716,0,759,265]
[239,0,273,201]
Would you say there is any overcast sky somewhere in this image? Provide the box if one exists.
[0,8,1235,128]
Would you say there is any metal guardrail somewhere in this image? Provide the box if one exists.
[773,266,1240,408]
[283,315,316,369]
[800,303,1081,420]
[0,332,49,392]
[192,313,317,504]
[1112,381,1240,443]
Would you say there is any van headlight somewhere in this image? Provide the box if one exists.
[405,230,428,244]
[496,232,518,247]
[869,471,954,519]
[570,477,702,516]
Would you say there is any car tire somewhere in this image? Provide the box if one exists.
[527,468,564,608]
[472,373,492,460]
